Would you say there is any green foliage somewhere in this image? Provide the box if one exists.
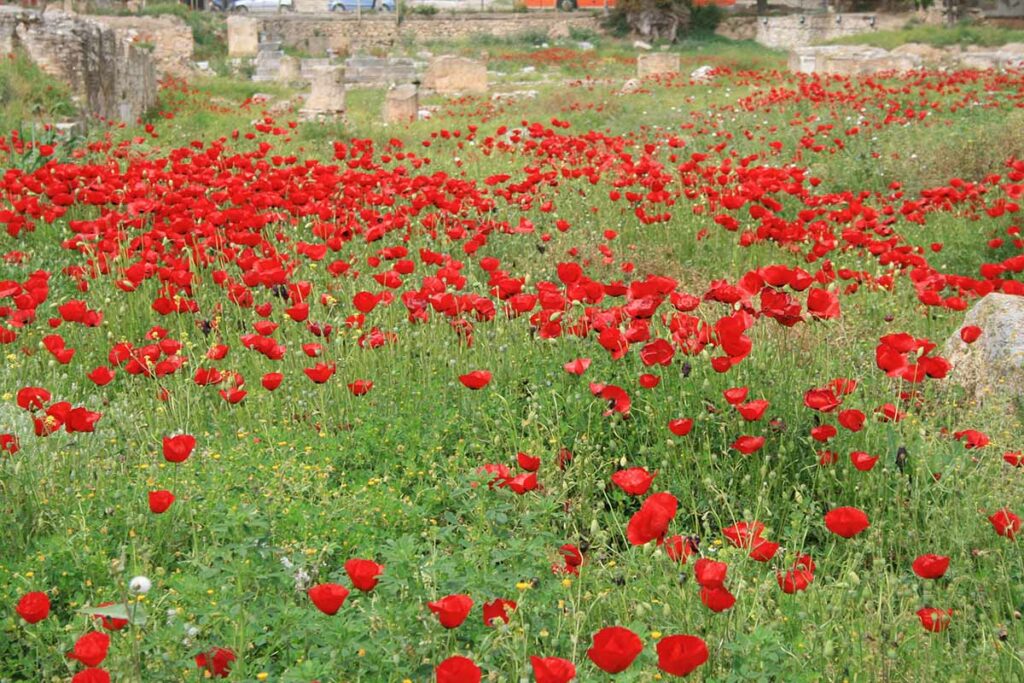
[0,52,76,132]
[827,22,1024,49]
[689,2,723,34]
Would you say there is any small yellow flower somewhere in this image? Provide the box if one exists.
[357,648,366,657]
[516,581,532,591]
[561,578,572,588]
[256,674,269,681]
[651,630,662,639]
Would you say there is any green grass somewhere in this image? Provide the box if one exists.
[2,35,1024,682]
[827,22,1024,49]
[0,52,76,134]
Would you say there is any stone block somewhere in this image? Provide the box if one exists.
[227,15,259,57]
[637,52,679,78]
[423,55,486,95]
[383,83,418,124]
[300,65,346,120]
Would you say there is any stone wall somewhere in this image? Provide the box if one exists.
[0,7,156,122]
[229,12,603,56]
[88,14,194,77]
[717,12,908,49]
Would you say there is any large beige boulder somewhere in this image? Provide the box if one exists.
[423,55,487,95]
[943,293,1024,403]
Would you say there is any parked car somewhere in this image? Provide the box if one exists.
[328,0,394,11]
[230,0,294,12]
[524,0,613,9]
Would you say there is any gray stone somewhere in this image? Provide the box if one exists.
[344,55,418,87]
[943,293,1024,403]
[633,40,652,50]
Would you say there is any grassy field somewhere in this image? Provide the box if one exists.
[1,30,1024,682]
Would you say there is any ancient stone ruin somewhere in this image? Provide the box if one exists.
[789,43,1024,75]
[88,14,194,78]
[423,55,487,95]
[0,7,156,123]
[300,65,346,121]
[637,52,680,78]
[383,84,418,125]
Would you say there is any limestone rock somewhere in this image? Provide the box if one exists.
[619,78,641,94]
[637,52,679,78]
[383,84,418,125]
[227,15,258,58]
[633,40,652,50]
[0,7,155,123]
[891,42,948,64]
[943,293,1024,403]
[300,66,346,121]
[690,64,714,83]
[547,21,570,40]
[423,55,487,95]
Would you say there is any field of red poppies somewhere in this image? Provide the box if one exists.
[2,41,1024,681]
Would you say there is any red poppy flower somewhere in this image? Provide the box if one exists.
[596,384,631,417]
[195,647,236,678]
[345,559,384,592]
[777,554,815,593]
[587,626,643,674]
[804,387,841,412]
[304,362,335,384]
[436,656,481,683]
[563,358,591,375]
[638,373,660,389]
[849,451,879,472]
[694,558,728,589]
[824,507,870,538]
[723,387,748,405]
[731,435,765,455]
[959,325,982,343]
[626,492,677,545]
[0,433,19,455]
[749,538,780,562]
[664,535,698,563]
[722,521,764,548]
[482,598,517,626]
[656,634,709,677]
[611,467,656,496]
[1004,451,1024,467]
[428,594,473,629]
[953,429,990,449]
[92,602,127,631]
[148,490,175,514]
[517,452,541,471]
[989,509,1021,538]
[459,370,492,389]
[16,591,50,623]
[668,418,693,436]
[810,424,837,442]
[348,380,374,395]
[87,366,115,386]
[700,585,736,612]
[837,409,865,432]
[912,554,950,579]
[916,607,952,632]
[558,544,583,574]
[736,399,769,421]
[308,583,349,615]
[72,669,110,683]
[261,372,283,390]
[17,386,50,411]
[162,434,195,463]
[67,631,110,668]
[530,655,576,683]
